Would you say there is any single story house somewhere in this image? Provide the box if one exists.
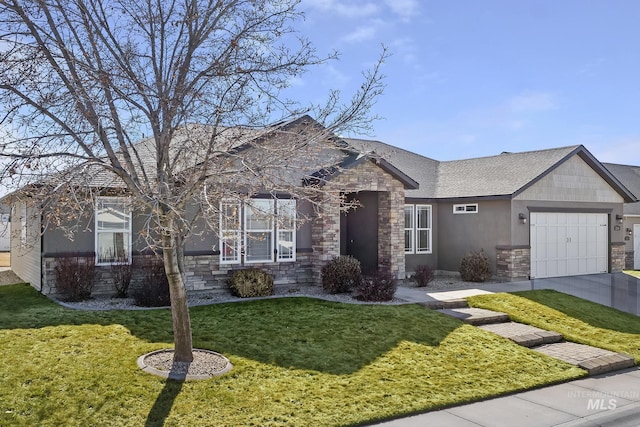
[4,117,636,295]
[602,163,640,269]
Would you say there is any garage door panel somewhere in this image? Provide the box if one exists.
[531,212,608,279]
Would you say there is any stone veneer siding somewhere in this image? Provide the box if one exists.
[42,252,314,297]
[495,246,531,280]
[625,250,634,270]
[312,160,406,283]
[611,242,625,273]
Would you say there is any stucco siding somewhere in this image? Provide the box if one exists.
[515,155,624,203]
[10,201,42,289]
[436,200,511,273]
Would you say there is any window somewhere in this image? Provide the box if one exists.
[245,199,274,263]
[404,205,414,253]
[276,199,296,261]
[405,204,432,254]
[220,198,296,264]
[220,200,242,264]
[96,197,131,264]
[453,203,478,214]
[19,203,27,245]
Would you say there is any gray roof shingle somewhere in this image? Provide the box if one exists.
[603,162,640,215]
[343,140,635,202]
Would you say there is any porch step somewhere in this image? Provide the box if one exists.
[437,307,510,326]
[532,342,635,375]
[478,322,563,347]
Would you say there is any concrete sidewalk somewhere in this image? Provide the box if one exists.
[375,367,640,426]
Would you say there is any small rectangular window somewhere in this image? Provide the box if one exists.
[453,204,478,214]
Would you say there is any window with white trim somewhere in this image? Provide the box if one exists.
[404,205,414,253]
[453,203,478,214]
[276,199,296,261]
[220,198,296,264]
[19,203,27,245]
[96,197,131,264]
[220,200,242,264]
[405,204,432,254]
[245,199,274,263]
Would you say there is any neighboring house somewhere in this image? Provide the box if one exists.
[3,117,636,296]
[603,163,640,269]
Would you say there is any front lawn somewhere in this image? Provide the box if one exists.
[468,290,640,362]
[1,284,584,426]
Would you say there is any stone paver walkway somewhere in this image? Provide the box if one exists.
[534,342,635,375]
[478,322,563,347]
[438,306,509,325]
[436,303,635,376]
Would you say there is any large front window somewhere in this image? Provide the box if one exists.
[245,199,274,263]
[405,204,432,254]
[96,197,131,264]
[220,198,296,264]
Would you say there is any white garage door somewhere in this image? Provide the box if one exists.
[530,212,608,279]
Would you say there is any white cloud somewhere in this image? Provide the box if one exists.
[342,26,377,44]
[303,0,379,18]
[383,0,420,21]
[507,91,558,113]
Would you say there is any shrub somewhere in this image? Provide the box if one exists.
[411,264,435,287]
[227,269,274,298]
[110,256,133,298]
[54,254,97,301]
[356,270,398,302]
[321,255,362,294]
[459,249,492,282]
[131,255,171,307]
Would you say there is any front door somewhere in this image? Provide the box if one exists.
[341,192,378,274]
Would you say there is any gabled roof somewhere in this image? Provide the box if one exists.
[603,162,640,215]
[344,140,636,202]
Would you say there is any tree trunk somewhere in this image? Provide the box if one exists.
[162,232,194,362]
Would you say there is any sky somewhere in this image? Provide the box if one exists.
[288,0,640,165]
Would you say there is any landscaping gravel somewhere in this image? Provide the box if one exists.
[54,276,492,311]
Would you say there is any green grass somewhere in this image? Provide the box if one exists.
[468,290,640,362]
[624,270,640,279]
[0,284,585,426]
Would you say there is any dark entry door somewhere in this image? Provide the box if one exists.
[341,192,378,274]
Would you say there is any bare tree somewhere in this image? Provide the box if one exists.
[0,0,385,361]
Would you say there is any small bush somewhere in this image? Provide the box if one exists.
[54,254,97,302]
[356,270,398,301]
[227,269,274,298]
[411,264,435,287]
[321,255,362,294]
[131,255,171,307]
[110,256,133,298]
[459,249,492,282]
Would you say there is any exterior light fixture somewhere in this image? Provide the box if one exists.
[518,213,527,224]
[616,214,624,224]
